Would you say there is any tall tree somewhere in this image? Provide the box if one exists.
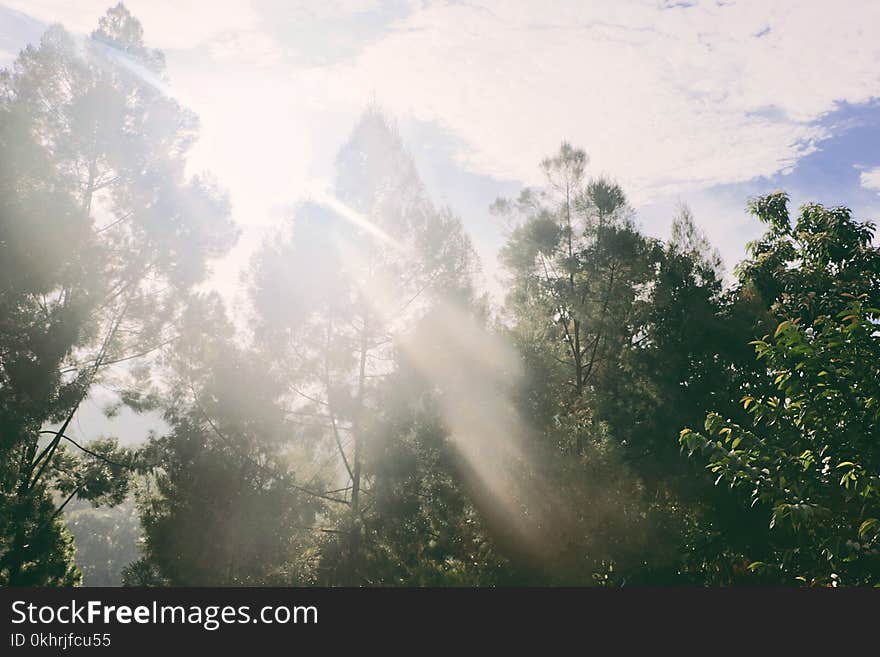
[496,144,659,403]
[125,295,324,585]
[0,4,235,585]
[250,109,481,584]
[598,205,776,584]
[495,144,670,581]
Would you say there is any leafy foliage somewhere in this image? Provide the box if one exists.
[681,195,880,585]
[0,4,234,585]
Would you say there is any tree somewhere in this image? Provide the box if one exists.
[497,144,657,400]
[600,205,778,584]
[315,334,511,585]
[128,296,325,585]
[0,4,235,585]
[495,144,675,582]
[66,496,140,586]
[681,193,880,585]
[249,108,483,584]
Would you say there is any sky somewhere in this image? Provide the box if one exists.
[2,0,880,445]
[2,0,880,296]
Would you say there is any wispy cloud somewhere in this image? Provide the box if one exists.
[861,167,880,193]
[319,1,880,202]
[8,0,880,205]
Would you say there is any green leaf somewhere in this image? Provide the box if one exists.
[774,320,791,338]
[859,518,878,539]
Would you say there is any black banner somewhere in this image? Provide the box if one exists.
[0,587,874,652]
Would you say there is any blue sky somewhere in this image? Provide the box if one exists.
[403,98,880,289]
[747,101,880,214]
[639,100,880,277]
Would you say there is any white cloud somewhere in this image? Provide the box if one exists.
[311,0,880,202]
[861,167,880,193]
[6,0,880,297]
[14,1,879,204]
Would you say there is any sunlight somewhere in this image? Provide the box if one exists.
[307,184,403,251]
